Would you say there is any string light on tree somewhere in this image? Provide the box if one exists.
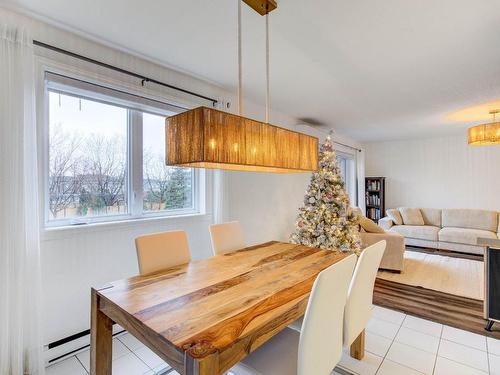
[290,133,361,253]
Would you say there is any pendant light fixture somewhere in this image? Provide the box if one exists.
[468,109,500,146]
[165,1,318,173]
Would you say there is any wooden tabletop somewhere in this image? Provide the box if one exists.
[92,241,349,375]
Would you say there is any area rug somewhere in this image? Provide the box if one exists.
[377,250,483,300]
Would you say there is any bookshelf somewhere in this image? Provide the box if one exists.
[365,177,385,223]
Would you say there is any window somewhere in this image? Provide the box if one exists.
[337,152,357,205]
[46,73,200,226]
[48,92,128,221]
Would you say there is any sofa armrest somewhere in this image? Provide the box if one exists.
[359,232,405,271]
[379,217,394,230]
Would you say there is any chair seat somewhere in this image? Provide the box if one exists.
[231,328,299,375]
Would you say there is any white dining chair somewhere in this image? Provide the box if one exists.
[231,254,357,375]
[209,221,246,255]
[288,241,387,361]
[135,230,191,276]
[344,240,386,359]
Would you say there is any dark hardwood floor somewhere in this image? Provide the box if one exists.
[373,278,500,339]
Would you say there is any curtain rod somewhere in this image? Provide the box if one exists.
[332,140,362,153]
[33,40,219,105]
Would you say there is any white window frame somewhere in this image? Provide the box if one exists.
[42,71,204,228]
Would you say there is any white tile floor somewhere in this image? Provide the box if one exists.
[45,305,500,375]
[46,332,174,375]
[337,305,500,375]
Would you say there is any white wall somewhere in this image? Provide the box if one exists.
[1,7,365,349]
[364,134,500,211]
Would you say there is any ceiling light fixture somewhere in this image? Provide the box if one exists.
[165,0,318,173]
[468,109,500,146]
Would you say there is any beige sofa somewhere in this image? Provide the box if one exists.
[380,208,500,255]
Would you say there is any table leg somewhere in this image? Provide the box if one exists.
[185,352,219,375]
[90,288,113,375]
[350,329,365,360]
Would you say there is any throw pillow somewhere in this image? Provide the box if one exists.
[359,216,385,233]
[399,207,425,225]
[386,208,403,225]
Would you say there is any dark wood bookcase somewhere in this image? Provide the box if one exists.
[365,177,385,223]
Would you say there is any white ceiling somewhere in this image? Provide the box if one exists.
[5,0,500,141]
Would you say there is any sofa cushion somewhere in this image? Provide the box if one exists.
[399,208,425,226]
[359,216,385,233]
[438,227,497,245]
[420,208,442,227]
[391,225,440,241]
[386,209,403,225]
[442,209,498,232]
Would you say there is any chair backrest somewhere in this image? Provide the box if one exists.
[135,230,191,275]
[344,240,386,346]
[209,221,246,255]
[297,254,357,375]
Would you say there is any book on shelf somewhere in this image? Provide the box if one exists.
[365,193,381,206]
[366,180,381,191]
[366,207,381,220]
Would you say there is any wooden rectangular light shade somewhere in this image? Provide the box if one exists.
[166,107,318,173]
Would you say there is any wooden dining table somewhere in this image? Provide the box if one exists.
[90,241,349,375]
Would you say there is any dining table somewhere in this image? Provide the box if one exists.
[90,241,349,375]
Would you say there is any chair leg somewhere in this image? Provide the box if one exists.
[350,329,365,360]
[485,320,494,332]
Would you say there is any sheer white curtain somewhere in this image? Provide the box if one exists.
[213,169,226,224]
[0,25,44,375]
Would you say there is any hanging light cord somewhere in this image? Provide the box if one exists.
[237,1,270,122]
[265,13,270,124]
[236,3,356,152]
[237,0,243,116]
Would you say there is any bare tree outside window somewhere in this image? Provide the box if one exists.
[143,151,173,210]
[78,134,127,215]
[48,123,83,218]
[48,92,128,221]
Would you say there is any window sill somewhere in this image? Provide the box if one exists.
[41,211,212,241]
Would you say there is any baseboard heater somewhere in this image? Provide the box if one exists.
[46,326,173,375]
[479,238,500,331]
[45,325,124,364]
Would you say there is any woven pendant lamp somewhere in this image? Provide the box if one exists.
[468,109,500,146]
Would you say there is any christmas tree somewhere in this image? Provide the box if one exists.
[290,134,361,253]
